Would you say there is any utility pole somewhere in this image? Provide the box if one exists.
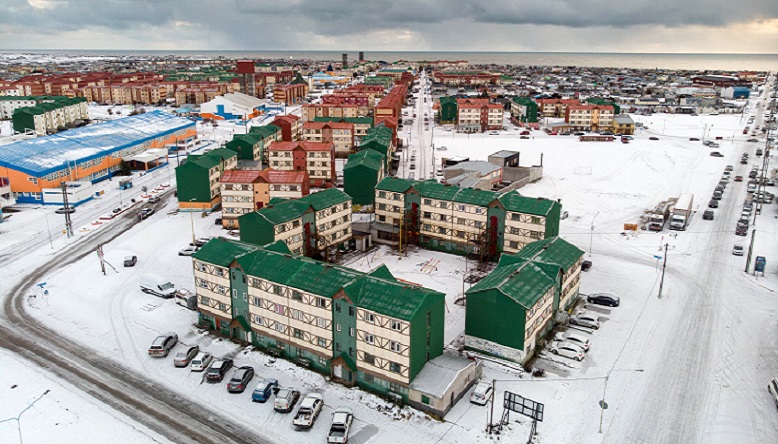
[61,182,73,238]
[658,243,669,298]
[589,211,599,257]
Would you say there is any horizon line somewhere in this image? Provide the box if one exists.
[1,49,777,56]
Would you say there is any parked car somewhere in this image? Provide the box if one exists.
[768,378,778,410]
[206,359,234,383]
[227,366,255,393]
[736,225,748,236]
[173,345,200,368]
[193,237,212,247]
[710,151,724,157]
[190,351,213,372]
[587,293,620,307]
[715,185,725,193]
[148,332,178,358]
[179,246,198,256]
[570,313,600,329]
[123,255,138,267]
[649,137,659,141]
[712,190,723,200]
[732,244,744,256]
[55,206,76,214]
[327,408,354,444]
[703,209,714,220]
[470,381,493,406]
[708,199,719,209]
[138,208,154,219]
[293,393,325,428]
[274,388,301,413]
[689,137,700,141]
[251,378,279,403]
[734,175,743,182]
[554,332,590,351]
[148,195,161,204]
[549,341,585,361]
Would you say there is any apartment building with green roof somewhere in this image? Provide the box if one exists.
[464,236,585,364]
[372,177,561,258]
[191,237,445,403]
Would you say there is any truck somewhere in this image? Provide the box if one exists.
[648,199,676,232]
[139,274,176,298]
[669,193,694,230]
[293,393,324,429]
[327,407,353,443]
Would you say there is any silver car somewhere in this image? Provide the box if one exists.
[173,345,200,367]
[570,313,600,329]
[550,341,585,361]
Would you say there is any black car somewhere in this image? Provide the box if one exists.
[55,206,76,214]
[736,226,748,236]
[741,159,749,164]
[138,208,154,219]
[206,359,234,383]
[574,132,585,136]
[703,209,714,220]
[749,170,758,179]
[123,255,138,267]
[710,151,724,157]
[708,199,719,208]
[587,293,620,307]
[689,137,700,141]
[649,137,659,140]
[226,366,255,393]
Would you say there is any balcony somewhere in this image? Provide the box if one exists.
[0,177,14,207]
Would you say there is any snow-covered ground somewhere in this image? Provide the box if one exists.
[0,350,171,444]
[2,80,777,443]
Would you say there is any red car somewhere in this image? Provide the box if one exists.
[734,176,743,182]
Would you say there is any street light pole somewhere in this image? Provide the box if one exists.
[189,198,197,245]
[589,211,599,257]
[599,368,644,434]
[34,207,54,249]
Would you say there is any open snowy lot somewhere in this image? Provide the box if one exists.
[0,350,170,444]
[2,79,777,442]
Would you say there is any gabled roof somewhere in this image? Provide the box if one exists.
[414,180,496,207]
[220,169,265,184]
[409,354,477,398]
[192,237,261,267]
[466,260,556,309]
[344,149,384,172]
[511,237,584,272]
[299,188,350,211]
[249,124,281,138]
[268,141,333,152]
[375,176,417,193]
[498,191,559,216]
[248,200,310,225]
[266,169,308,184]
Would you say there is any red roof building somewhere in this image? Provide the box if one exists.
[267,141,335,186]
[271,114,302,141]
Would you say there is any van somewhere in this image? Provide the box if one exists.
[174,290,198,310]
[140,274,176,298]
[252,378,279,402]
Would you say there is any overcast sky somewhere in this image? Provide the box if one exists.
[1,0,777,53]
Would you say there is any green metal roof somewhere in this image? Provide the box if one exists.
[511,237,584,272]
[344,149,384,172]
[183,154,220,169]
[467,261,556,309]
[203,147,238,162]
[298,188,351,211]
[498,192,559,216]
[366,264,396,281]
[249,124,280,138]
[415,180,496,207]
[251,200,310,225]
[192,237,261,267]
[375,176,417,193]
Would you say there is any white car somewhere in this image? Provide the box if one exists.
[554,332,590,351]
[470,381,493,405]
[550,341,585,361]
[732,244,745,256]
[190,352,213,372]
[179,246,198,256]
[327,407,353,443]
[570,312,600,329]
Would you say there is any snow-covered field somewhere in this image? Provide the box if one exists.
[0,350,170,444]
[1,78,777,443]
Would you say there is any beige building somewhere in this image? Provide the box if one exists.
[565,104,615,132]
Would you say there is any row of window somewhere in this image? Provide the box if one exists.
[422,199,485,214]
[376,191,403,201]
[200,295,228,313]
